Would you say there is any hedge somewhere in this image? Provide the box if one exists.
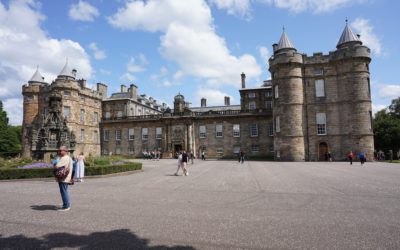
[0,162,142,180]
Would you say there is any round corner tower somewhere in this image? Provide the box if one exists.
[269,30,306,161]
[333,22,374,160]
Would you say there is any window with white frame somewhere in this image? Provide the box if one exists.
[93,112,98,123]
[268,123,274,136]
[105,111,110,119]
[233,146,240,154]
[104,130,109,141]
[116,148,121,155]
[216,124,223,138]
[233,124,240,137]
[80,129,85,142]
[314,68,324,76]
[63,90,71,97]
[275,85,279,98]
[156,127,162,139]
[265,90,272,97]
[115,129,122,141]
[199,125,206,138]
[276,116,280,133]
[248,92,256,98]
[315,79,325,97]
[93,130,98,143]
[316,113,327,135]
[142,128,148,140]
[128,146,134,155]
[117,111,123,118]
[63,106,71,118]
[249,101,256,110]
[80,109,85,123]
[250,124,258,137]
[265,100,273,110]
[251,145,259,152]
[216,147,223,155]
[128,128,135,140]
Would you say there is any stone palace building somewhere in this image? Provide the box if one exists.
[22,23,374,161]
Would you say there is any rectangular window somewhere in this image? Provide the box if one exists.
[276,116,280,133]
[63,90,71,96]
[63,106,71,118]
[233,124,240,137]
[265,101,273,110]
[116,148,121,155]
[80,129,85,142]
[80,95,85,101]
[156,127,162,139]
[105,111,111,119]
[250,124,258,137]
[117,111,123,118]
[251,145,259,152]
[142,128,148,140]
[233,146,240,154]
[314,68,324,76]
[315,79,325,97]
[316,113,327,135]
[93,130,98,143]
[80,109,85,123]
[275,85,279,99]
[265,90,272,97]
[115,129,122,141]
[249,101,256,110]
[128,146,134,155]
[128,128,135,140]
[216,124,223,138]
[93,112,98,123]
[26,95,33,101]
[199,125,206,138]
[248,92,256,98]
[216,148,223,155]
[268,123,274,136]
[104,130,109,141]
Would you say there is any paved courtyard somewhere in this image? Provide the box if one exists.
[1,159,400,249]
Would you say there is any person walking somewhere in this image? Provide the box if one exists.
[54,146,73,211]
[182,151,189,176]
[239,151,245,164]
[201,151,205,161]
[174,151,184,176]
[76,152,85,182]
[348,150,354,165]
[358,152,366,165]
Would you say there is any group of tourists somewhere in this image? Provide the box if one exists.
[174,151,194,176]
[52,146,85,211]
[142,150,161,160]
[347,150,366,165]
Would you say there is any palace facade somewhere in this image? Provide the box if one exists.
[22,23,374,161]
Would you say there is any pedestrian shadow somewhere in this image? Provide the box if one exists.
[30,205,59,211]
[0,229,196,249]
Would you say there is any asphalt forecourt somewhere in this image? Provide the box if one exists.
[0,159,399,249]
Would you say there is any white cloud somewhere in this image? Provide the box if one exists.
[88,42,106,60]
[210,0,252,19]
[120,72,136,82]
[378,84,400,99]
[0,0,92,125]
[258,0,365,13]
[3,98,23,126]
[126,54,148,73]
[150,67,168,81]
[196,88,234,106]
[109,0,262,88]
[99,68,112,75]
[372,103,387,116]
[351,18,382,56]
[259,46,270,63]
[69,0,99,22]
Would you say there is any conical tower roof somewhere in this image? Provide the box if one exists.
[276,29,295,51]
[336,20,361,48]
[29,66,45,83]
[58,58,74,78]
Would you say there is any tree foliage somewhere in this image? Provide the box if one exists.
[0,101,22,158]
[373,97,400,158]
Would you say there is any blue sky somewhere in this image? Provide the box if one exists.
[0,0,399,125]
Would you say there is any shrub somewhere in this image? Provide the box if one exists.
[0,162,142,180]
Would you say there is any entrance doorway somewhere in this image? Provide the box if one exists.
[174,144,182,156]
[318,142,328,161]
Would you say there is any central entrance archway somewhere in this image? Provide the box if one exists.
[318,142,328,161]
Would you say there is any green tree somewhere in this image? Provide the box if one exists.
[0,101,22,157]
[373,97,400,159]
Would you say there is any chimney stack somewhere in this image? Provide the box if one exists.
[272,43,278,53]
[201,98,207,107]
[121,84,127,92]
[241,72,246,89]
[129,84,137,100]
[224,96,230,106]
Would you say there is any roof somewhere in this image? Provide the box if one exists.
[29,67,44,83]
[58,59,74,78]
[190,105,241,112]
[337,22,361,48]
[276,30,295,51]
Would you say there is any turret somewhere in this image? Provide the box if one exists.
[269,28,306,161]
[174,93,185,113]
[57,59,75,80]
